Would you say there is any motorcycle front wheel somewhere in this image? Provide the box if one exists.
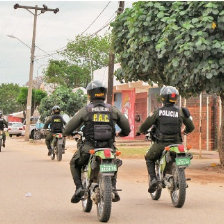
[82,179,92,213]
[170,164,186,208]
[150,162,162,200]
[97,175,112,222]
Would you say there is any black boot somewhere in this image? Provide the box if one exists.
[3,141,5,147]
[47,147,52,156]
[71,186,84,203]
[146,160,158,193]
[71,166,84,203]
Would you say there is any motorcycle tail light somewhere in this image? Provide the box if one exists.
[89,149,95,155]
[116,151,121,156]
[104,149,111,158]
[19,128,23,130]
[58,133,62,138]
[178,145,185,152]
[187,144,192,150]
[165,146,170,151]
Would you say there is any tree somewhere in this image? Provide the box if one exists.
[44,34,111,88]
[112,1,224,165]
[17,87,47,116]
[44,60,89,88]
[0,83,23,114]
[38,86,87,122]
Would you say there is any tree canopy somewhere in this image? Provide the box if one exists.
[112,1,224,97]
[38,86,87,122]
[17,87,47,114]
[0,83,23,114]
[44,60,89,88]
[44,34,111,88]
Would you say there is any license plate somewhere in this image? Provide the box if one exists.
[100,164,117,173]
[175,157,191,166]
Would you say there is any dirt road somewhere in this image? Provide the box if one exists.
[0,138,224,224]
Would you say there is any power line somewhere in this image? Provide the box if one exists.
[81,1,111,35]
[35,4,116,61]
[91,14,116,36]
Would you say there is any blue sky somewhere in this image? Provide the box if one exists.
[0,1,134,85]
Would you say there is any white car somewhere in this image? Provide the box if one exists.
[8,122,24,137]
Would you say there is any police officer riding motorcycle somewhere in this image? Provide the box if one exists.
[43,106,66,156]
[137,86,195,193]
[0,111,8,149]
[63,80,130,204]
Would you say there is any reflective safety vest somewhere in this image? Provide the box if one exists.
[155,105,182,142]
[83,102,114,142]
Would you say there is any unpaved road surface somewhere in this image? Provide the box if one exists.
[0,138,224,224]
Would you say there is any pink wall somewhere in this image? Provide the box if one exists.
[121,89,136,139]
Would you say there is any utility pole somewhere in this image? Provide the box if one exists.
[14,3,59,141]
[107,1,125,104]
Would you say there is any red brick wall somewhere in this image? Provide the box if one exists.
[149,90,220,151]
[181,94,220,150]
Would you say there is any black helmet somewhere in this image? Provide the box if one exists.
[52,105,61,114]
[160,86,179,104]
[86,80,107,101]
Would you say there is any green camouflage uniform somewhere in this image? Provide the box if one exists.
[138,106,194,180]
[63,100,130,188]
[44,115,66,150]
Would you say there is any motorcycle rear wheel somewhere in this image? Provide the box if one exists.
[97,175,112,222]
[56,142,62,161]
[170,164,186,208]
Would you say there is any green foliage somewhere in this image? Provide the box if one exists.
[44,60,89,88]
[112,1,224,97]
[38,86,87,121]
[63,34,111,72]
[44,34,111,88]
[17,87,47,112]
[0,83,23,114]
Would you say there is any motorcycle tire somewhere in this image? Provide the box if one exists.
[97,175,112,222]
[170,164,186,208]
[150,163,162,200]
[51,151,55,160]
[82,180,92,212]
[57,142,62,161]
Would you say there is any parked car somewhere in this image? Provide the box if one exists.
[8,122,24,137]
[22,117,44,139]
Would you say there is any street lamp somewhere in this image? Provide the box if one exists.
[7,34,31,49]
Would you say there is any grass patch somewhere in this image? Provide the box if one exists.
[118,146,149,159]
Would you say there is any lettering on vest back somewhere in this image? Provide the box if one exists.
[53,118,61,122]
[92,107,110,112]
[159,110,179,118]
[93,113,110,122]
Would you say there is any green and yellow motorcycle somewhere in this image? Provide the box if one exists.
[74,132,121,222]
[150,143,192,208]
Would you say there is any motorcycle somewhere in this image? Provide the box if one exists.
[51,133,65,161]
[0,130,3,152]
[150,143,192,208]
[74,132,121,222]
